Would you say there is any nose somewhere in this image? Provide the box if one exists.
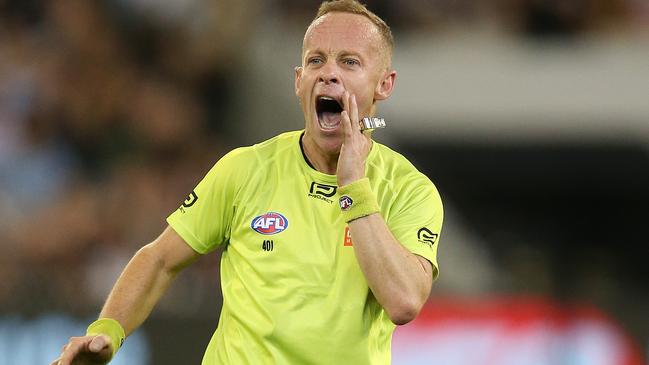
[318,68,339,85]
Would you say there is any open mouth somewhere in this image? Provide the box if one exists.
[315,96,343,130]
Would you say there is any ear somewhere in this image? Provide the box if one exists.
[374,70,397,101]
[294,66,303,97]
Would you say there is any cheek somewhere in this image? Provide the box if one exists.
[359,95,374,116]
[296,86,310,108]
[298,75,315,98]
[350,86,375,114]
[347,76,376,101]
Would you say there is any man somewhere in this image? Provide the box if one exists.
[53,1,443,364]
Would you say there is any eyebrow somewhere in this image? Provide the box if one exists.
[339,51,362,59]
[304,49,364,60]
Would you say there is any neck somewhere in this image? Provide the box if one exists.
[301,133,339,175]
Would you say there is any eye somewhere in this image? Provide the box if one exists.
[307,57,323,65]
[342,58,360,67]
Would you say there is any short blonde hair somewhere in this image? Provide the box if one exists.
[313,0,394,56]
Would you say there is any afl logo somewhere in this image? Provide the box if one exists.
[339,195,353,211]
[251,212,289,235]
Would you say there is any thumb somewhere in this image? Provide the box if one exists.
[89,335,111,352]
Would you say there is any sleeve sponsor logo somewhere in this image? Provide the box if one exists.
[417,227,439,248]
[179,190,198,213]
[182,190,198,207]
[339,195,353,210]
[308,182,337,204]
[251,212,289,235]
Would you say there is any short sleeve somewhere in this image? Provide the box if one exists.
[386,176,443,280]
[166,148,248,254]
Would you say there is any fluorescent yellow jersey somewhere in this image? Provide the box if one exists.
[166,130,443,365]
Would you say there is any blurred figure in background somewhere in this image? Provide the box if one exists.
[0,0,247,310]
[0,1,251,362]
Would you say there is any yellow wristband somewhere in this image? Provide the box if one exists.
[86,318,125,357]
[338,178,380,222]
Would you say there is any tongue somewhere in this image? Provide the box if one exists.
[320,111,341,129]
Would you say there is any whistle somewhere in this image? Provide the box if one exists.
[360,117,386,131]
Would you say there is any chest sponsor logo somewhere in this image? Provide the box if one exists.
[251,212,289,235]
[417,227,439,248]
[308,182,337,204]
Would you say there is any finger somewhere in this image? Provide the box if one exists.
[341,110,352,139]
[49,357,61,365]
[57,346,77,365]
[58,339,85,365]
[350,94,359,132]
[89,334,111,353]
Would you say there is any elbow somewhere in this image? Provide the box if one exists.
[386,298,423,326]
[135,243,166,272]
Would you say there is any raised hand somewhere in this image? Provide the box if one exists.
[337,91,372,187]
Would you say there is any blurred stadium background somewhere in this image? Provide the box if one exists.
[0,0,647,364]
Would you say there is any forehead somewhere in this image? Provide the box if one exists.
[303,12,383,56]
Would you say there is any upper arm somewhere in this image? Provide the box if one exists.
[387,177,444,280]
[147,225,202,274]
[166,148,249,254]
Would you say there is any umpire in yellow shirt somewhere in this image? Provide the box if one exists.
[53,1,443,364]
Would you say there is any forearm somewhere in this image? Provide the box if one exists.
[335,93,433,324]
[98,243,180,336]
[348,213,432,324]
